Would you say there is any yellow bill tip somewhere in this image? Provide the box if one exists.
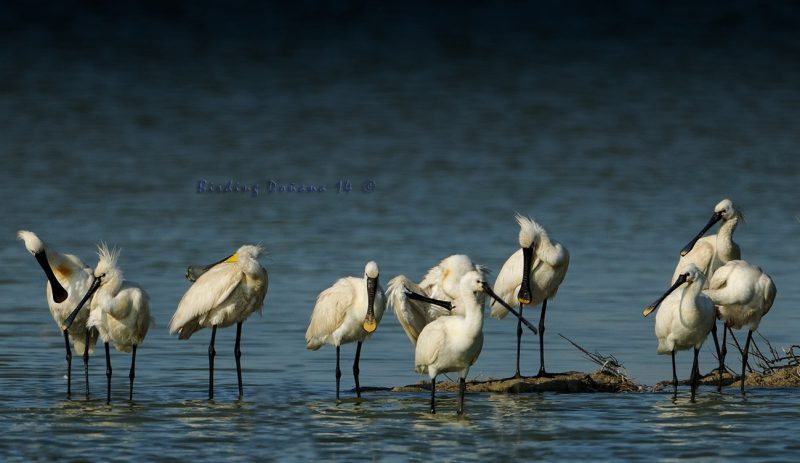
[363,319,377,333]
[518,297,531,305]
[642,306,656,317]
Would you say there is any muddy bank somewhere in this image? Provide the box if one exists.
[392,370,643,394]
[652,365,800,391]
[384,365,800,395]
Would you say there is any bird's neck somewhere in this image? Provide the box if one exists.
[678,281,703,320]
[459,289,484,331]
[715,218,738,257]
[100,273,124,296]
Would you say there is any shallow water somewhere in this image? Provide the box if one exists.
[2,1,800,461]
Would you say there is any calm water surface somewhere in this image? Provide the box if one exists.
[1,2,799,461]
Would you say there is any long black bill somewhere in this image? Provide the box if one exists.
[404,288,453,311]
[642,273,688,317]
[186,252,237,282]
[680,211,723,256]
[64,276,101,330]
[483,283,538,335]
[35,251,68,303]
[363,277,378,333]
[517,247,533,304]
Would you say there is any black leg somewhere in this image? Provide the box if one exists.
[429,376,436,414]
[234,322,243,399]
[720,324,729,392]
[514,304,524,378]
[671,350,677,396]
[129,344,137,401]
[83,329,91,399]
[741,330,753,393]
[353,341,363,398]
[63,330,72,398]
[690,347,700,400]
[208,325,217,400]
[709,322,721,392]
[335,345,341,401]
[457,377,466,415]
[104,342,112,404]
[537,299,548,377]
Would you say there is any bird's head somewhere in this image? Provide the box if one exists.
[17,230,45,255]
[94,243,121,282]
[714,198,744,223]
[461,270,485,296]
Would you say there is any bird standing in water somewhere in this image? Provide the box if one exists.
[17,230,98,398]
[704,260,776,393]
[170,245,268,400]
[66,243,153,403]
[491,214,569,377]
[306,261,386,400]
[643,264,715,399]
[415,270,486,415]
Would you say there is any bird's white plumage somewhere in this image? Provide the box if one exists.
[87,243,154,352]
[672,198,743,286]
[491,216,569,319]
[415,271,485,379]
[170,245,268,340]
[17,230,98,354]
[704,260,776,331]
[388,255,487,345]
[654,265,716,355]
[305,261,386,350]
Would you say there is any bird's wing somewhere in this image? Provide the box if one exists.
[760,272,777,317]
[418,262,444,294]
[673,239,715,284]
[414,321,446,372]
[490,249,522,319]
[707,260,736,291]
[388,275,433,345]
[536,243,570,300]
[169,264,242,334]
[305,277,354,348]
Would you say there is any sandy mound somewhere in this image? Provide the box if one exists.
[392,370,643,394]
[651,365,800,391]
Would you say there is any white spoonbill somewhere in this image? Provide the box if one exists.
[643,264,716,398]
[415,270,485,415]
[673,198,743,285]
[170,245,268,400]
[17,230,98,397]
[388,255,487,345]
[491,214,569,378]
[66,243,153,403]
[704,260,776,392]
[306,261,386,400]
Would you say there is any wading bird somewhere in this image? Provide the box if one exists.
[17,230,98,397]
[306,261,386,400]
[66,244,153,403]
[704,260,776,392]
[643,264,715,398]
[415,270,485,415]
[170,245,268,400]
[491,214,569,377]
[673,198,743,286]
[388,255,486,345]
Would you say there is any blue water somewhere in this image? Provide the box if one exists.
[1,1,800,461]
